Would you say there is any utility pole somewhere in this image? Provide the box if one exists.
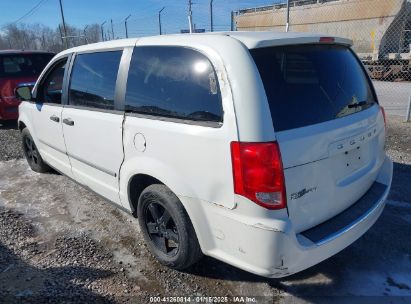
[111,19,114,40]
[42,33,46,49]
[58,24,64,47]
[286,0,290,32]
[230,11,235,31]
[210,0,214,32]
[101,21,106,41]
[406,93,411,122]
[158,7,165,35]
[188,0,194,33]
[58,0,68,49]
[83,25,88,44]
[124,15,131,38]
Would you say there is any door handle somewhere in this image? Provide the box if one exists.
[63,118,74,126]
[50,115,60,123]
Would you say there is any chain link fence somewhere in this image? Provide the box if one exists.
[105,5,233,40]
[234,0,411,121]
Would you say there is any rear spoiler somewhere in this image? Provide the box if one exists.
[253,36,353,49]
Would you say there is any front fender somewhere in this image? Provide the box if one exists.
[18,103,38,144]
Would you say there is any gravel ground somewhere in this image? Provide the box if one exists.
[0,115,410,303]
[0,120,23,161]
[386,115,411,164]
[373,81,410,118]
[385,115,411,205]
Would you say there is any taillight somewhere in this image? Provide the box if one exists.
[380,106,387,128]
[230,141,287,210]
[319,37,335,43]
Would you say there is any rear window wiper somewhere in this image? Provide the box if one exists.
[187,111,221,122]
[348,101,368,108]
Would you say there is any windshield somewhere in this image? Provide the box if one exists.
[250,44,376,132]
[0,53,54,78]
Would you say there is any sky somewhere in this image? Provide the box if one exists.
[0,0,281,37]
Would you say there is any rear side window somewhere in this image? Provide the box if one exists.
[69,51,122,110]
[0,53,53,78]
[251,44,376,132]
[125,46,223,123]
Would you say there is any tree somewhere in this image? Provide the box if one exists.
[0,22,103,51]
[0,33,9,49]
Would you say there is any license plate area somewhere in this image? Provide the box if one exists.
[330,144,370,182]
[344,146,366,173]
[328,125,378,183]
[5,106,18,113]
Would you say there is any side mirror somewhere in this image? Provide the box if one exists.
[15,85,33,101]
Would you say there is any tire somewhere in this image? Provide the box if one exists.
[138,184,203,270]
[21,128,50,173]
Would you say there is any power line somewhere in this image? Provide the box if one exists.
[9,0,49,26]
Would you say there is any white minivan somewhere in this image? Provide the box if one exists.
[17,32,393,278]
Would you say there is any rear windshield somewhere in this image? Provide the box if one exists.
[0,53,53,78]
[251,44,376,132]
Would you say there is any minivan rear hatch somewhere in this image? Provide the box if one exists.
[251,43,386,232]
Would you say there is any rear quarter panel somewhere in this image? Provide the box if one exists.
[119,38,241,210]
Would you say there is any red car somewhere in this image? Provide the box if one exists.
[0,50,54,120]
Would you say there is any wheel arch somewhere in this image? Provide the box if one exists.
[18,120,27,132]
[18,115,38,145]
[126,172,211,256]
[18,110,36,141]
[120,157,209,251]
[127,173,163,216]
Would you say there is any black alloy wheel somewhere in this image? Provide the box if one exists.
[144,201,180,256]
[137,184,203,269]
[24,135,39,166]
[21,128,50,173]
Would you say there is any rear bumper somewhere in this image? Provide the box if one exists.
[0,98,20,120]
[181,155,393,278]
